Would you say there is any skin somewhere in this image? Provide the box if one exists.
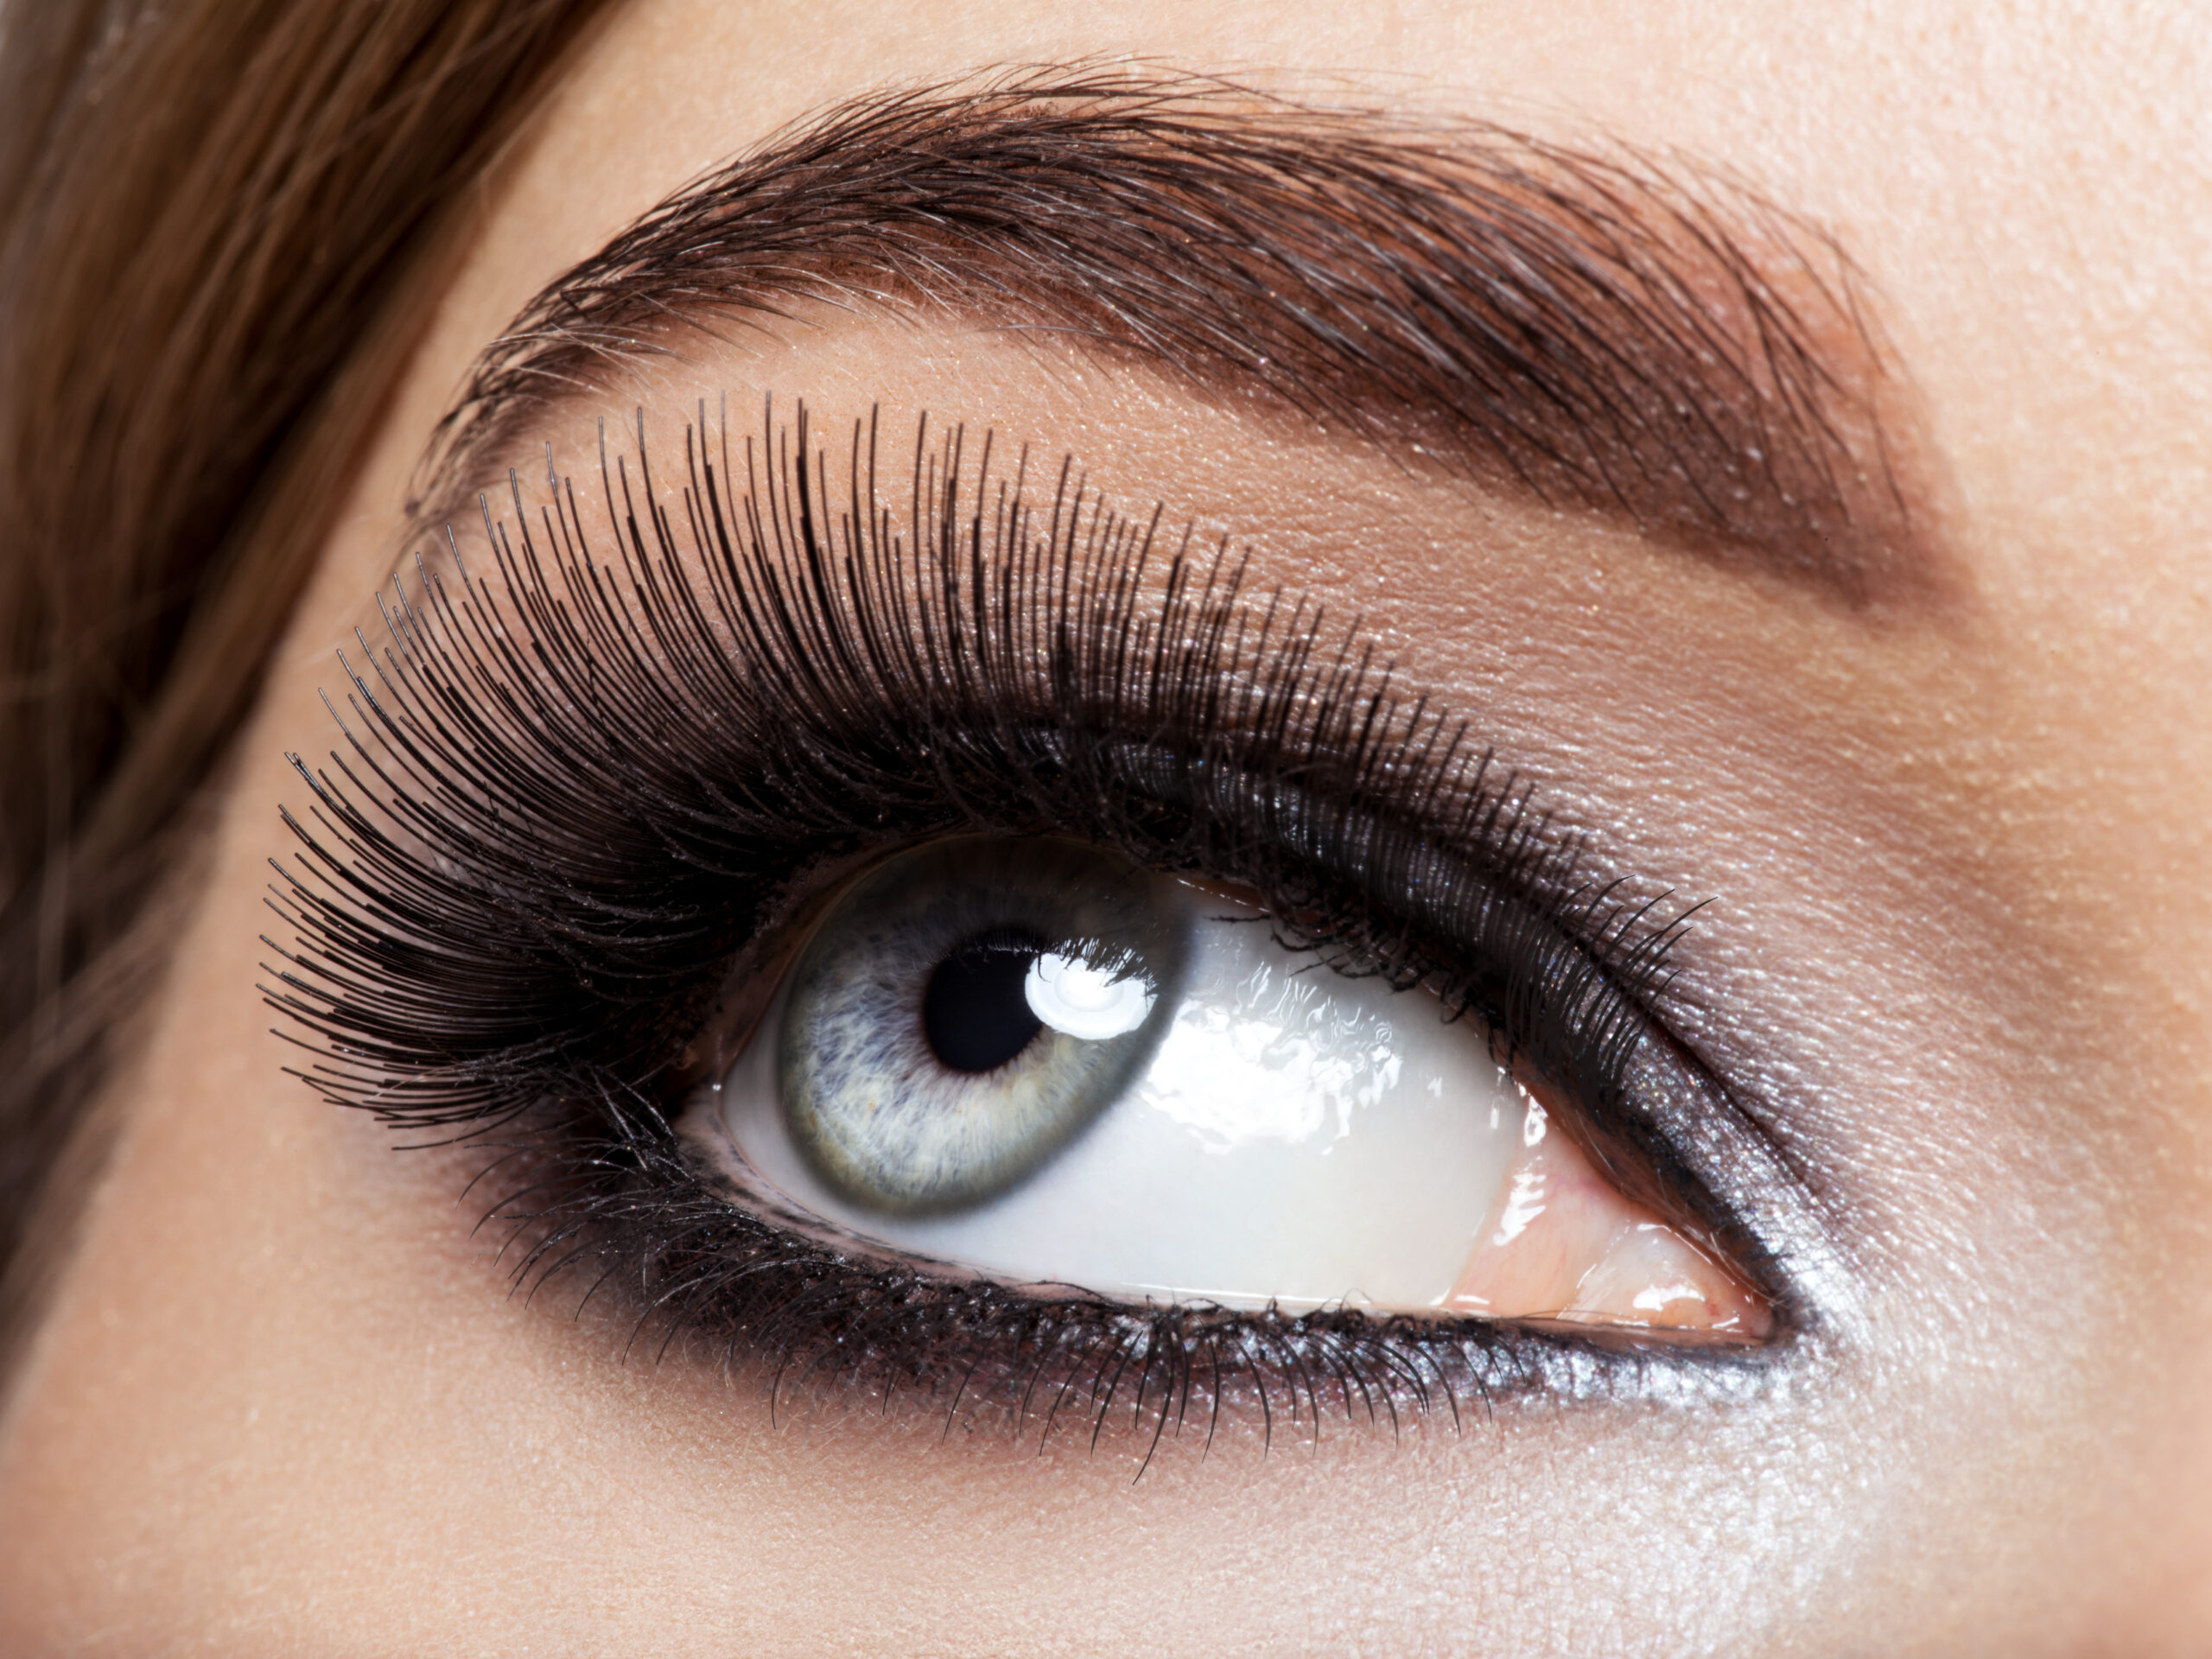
[3,1,2210,1652]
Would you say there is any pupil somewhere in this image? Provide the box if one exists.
[922,933,1046,1073]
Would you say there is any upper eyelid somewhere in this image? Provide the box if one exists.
[270,397,1684,1121]
[414,67,1944,613]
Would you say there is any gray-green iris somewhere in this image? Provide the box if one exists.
[779,837,1189,1217]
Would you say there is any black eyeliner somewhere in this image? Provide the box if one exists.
[262,398,1800,1446]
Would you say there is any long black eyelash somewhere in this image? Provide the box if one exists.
[261,399,1758,1447]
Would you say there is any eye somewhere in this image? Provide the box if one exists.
[699,834,1768,1335]
[270,403,1795,1426]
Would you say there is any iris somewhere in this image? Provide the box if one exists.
[779,839,1188,1216]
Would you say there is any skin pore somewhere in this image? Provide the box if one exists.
[3,3,2212,1654]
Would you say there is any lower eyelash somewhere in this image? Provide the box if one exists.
[262,397,1793,1440]
[471,1093,1779,1460]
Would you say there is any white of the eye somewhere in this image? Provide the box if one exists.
[1024,951,1154,1040]
[710,879,1530,1313]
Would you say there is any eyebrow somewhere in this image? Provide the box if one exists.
[416,71,1929,608]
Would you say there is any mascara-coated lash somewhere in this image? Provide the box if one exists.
[263,400,1791,1446]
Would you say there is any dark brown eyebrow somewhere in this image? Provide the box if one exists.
[417,70,1931,607]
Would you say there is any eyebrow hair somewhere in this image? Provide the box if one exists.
[416,70,1928,607]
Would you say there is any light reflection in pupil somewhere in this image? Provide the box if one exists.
[921,934,1044,1072]
[1024,952,1155,1039]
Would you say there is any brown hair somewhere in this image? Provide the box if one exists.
[0,0,619,1367]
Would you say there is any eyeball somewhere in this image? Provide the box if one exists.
[714,834,1767,1336]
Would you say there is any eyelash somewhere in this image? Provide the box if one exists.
[264,400,1792,1451]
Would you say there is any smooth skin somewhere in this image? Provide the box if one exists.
[3,3,2210,1653]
